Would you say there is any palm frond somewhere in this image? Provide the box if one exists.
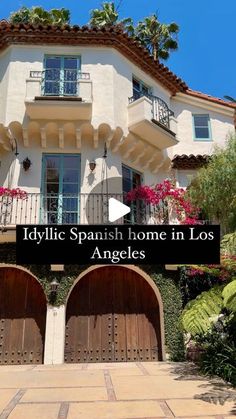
[180,287,223,336]
[221,232,236,256]
[222,280,236,313]
[224,95,236,103]
[168,22,179,33]
[134,13,179,60]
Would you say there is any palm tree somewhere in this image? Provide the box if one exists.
[90,2,118,28]
[9,6,31,24]
[89,2,134,34]
[9,6,70,26]
[135,14,179,61]
[50,9,70,26]
[28,7,52,25]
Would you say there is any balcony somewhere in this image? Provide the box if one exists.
[25,70,92,120]
[0,193,168,235]
[128,94,178,150]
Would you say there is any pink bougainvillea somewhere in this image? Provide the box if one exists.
[185,257,236,281]
[187,268,205,276]
[0,187,27,199]
[126,179,200,224]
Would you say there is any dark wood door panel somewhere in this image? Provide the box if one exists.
[88,270,103,362]
[65,274,90,363]
[100,270,113,362]
[0,268,46,365]
[113,267,127,362]
[65,267,162,363]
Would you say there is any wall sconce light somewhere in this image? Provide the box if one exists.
[89,159,96,172]
[22,157,32,171]
[50,278,59,295]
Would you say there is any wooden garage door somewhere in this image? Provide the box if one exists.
[65,267,162,363]
[0,268,46,365]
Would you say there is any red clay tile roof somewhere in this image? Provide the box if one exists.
[0,21,187,94]
[186,89,236,110]
[0,21,235,111]
[172,154,210,169]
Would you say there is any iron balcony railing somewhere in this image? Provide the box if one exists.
[0,193,169,227]
[29,70,90,97]
[129,92,174,129]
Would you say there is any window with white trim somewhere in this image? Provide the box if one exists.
[193,114,211,140]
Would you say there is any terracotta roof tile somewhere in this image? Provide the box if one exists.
[186,89,236,109]
[172,154,210,169]
[0,21,187,94]
[0,21,235,111]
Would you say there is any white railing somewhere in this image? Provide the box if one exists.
[26,70,92,102]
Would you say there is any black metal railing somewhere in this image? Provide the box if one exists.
[129,92,174,129]
[0,193,169,227]
[29,70,90,97]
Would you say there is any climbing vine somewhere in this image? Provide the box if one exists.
[126,179,200,224]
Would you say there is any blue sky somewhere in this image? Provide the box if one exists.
[0,0,235,99]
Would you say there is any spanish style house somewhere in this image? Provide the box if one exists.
[0,22,235,365]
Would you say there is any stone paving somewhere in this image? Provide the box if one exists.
[0,362,236,418]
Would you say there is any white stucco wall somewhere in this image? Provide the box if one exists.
[169,97,235,157]
[0,49,11,123]
[0,44,234,194]
[2,47,42,125]
[175,169,196,188]
[44,305,66,364]
[0,143,164,194]
[0,45,172,128]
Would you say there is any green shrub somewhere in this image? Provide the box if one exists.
[201,342,236,386]
[196,319,236,386]
[146,267,185,361]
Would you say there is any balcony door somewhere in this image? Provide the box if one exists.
[132,77,151,101]
[41,154,81,224]
[122,165,143,224]
[43,56,81,96]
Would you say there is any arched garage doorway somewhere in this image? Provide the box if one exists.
[65,266,164,363]
[0,266,47,365]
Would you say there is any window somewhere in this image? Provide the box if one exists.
[122,164,142,193]
[41,154,81,224]
[43,56,81,96]
[132,77,151,100]
[122,165,143,224]
[193,114,211,140]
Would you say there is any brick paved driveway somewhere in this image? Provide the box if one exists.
[0,362,235,418]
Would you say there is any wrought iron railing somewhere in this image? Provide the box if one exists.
[0,193,169,227]
[29,70,90,97]
[129,92,174,129]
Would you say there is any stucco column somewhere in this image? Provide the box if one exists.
[44,305,66,364]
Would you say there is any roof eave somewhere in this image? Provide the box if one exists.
[0,21,188,95]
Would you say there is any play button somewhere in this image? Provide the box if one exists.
[84,176,131,225]
[108,198,130,222]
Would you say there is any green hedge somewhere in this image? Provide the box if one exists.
[0,245,184,360]
[144,266,185,361]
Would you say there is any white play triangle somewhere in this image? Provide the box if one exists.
[108,198,130,222]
